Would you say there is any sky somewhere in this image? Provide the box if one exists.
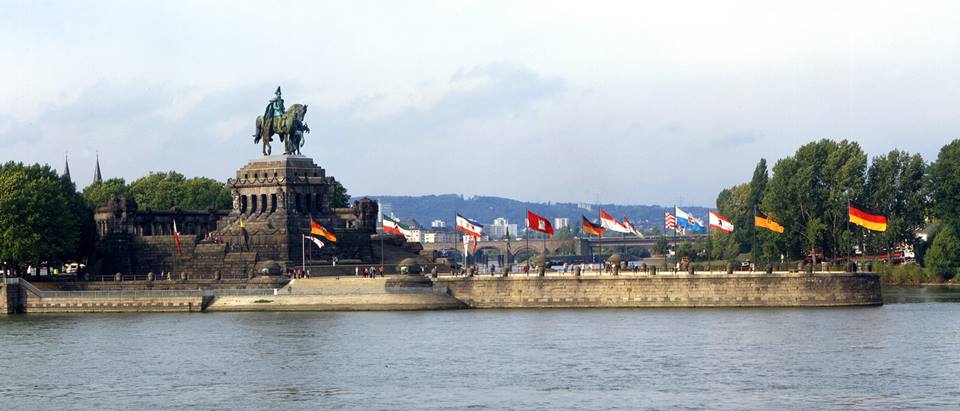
[2,1,958,206]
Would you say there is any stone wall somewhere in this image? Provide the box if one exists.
[206,276,465,311]
[433,272,882,308]
[3,278,207,313]
[0,282,9,314]
[21,294,204,313]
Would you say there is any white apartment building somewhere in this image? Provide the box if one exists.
[554,217,570,230]
[488,217,518,240]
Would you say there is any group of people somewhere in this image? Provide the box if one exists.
[286,268,310,279]
[355,266,384,277]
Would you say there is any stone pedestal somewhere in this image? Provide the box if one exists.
[215,156,378,267]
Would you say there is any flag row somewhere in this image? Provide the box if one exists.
[663,201,888,236]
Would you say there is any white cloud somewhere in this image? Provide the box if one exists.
[2,0,959,205]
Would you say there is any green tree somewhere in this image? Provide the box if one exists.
[0,162,85,273]
[330,180,350,208]
[763,139,866,260]
[652,232,669,256]
[711,183,749,261]
[555,225,574,240]
[128,171,188,210]
[864,150,928,258]
[747,158,768,259]
[81,177,128,208]
[181,177,231,209]
[924,224,960,280]
[127,172,229,210]
[929,139,960,227]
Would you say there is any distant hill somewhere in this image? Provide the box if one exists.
[358,194,710,231]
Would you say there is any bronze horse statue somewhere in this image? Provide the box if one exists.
[253,103,309,156]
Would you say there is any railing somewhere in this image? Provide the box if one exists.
[6,277,447,299]
[27,289,206,298]
[14,278,46,297]
[280,286,449,295]
[203,289,274,297]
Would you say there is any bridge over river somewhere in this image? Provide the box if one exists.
[420,234,707,260]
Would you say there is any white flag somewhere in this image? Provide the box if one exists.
[305,235,325,250]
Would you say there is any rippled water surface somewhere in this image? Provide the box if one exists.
[2,287,960,410]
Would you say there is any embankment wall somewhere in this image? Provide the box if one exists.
[433,272,882,308]
[21,294,204,313]
[1,282,10,314]
[206,276,465,311]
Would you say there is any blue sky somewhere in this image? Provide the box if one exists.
[2,1,958,206]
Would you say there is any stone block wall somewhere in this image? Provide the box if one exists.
[434,273,882,308]
[21,293,204,313]
[0,283,9,314]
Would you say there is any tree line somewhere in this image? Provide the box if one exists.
[0,165,353,275]
[701,138,960,282]
[1,168,230,274]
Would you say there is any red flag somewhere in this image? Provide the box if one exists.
[172,220,184,256]
[526,210,554,238]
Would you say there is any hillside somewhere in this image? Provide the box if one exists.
[359,194,710,231]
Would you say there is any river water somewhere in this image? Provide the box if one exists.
[2,287,959,410]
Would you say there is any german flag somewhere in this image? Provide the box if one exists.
[754,211,784,233]
[582,216,606,237]
[310,218,337,242]
[849,202,887,232]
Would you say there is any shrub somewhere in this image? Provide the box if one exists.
[924,223,960,281]
[878,264,929,286]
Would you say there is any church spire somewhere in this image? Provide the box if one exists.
[93,151,102,184]
[63,152,71,182]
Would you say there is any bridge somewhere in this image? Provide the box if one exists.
[420,235,707,260]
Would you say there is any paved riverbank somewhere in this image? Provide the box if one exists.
[3,272,881,313]
[433,271,882,308]
[206,277,466,311]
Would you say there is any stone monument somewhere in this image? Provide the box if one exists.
[91,88,426,279]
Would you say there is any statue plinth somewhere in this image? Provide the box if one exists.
[213,155,378,266]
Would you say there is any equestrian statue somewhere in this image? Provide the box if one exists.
[253,87,310,156]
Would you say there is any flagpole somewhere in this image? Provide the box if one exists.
[597,208,602,267]
[673,206,678,272]
[752,206,758,268]
[301,234,306,275]
[525,210,530,267]
[542,229,547,268]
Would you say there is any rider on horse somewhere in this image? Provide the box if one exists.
[265,86,285,119]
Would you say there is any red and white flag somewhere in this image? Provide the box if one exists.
[664,211,677,231]
[455,213,483,238]
[600,209,631,234]
[708,211,735,233]
[172,220,184,256]
[526,210,554,238]
[622,217,643,238]
[304,235,325,250]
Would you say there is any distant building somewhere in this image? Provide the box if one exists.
[488,217,518,240]
[431,219,445,228]
[554,217,569,230]
[401,219,423,243]
[577,202,592,211]
[423,227,457,243]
